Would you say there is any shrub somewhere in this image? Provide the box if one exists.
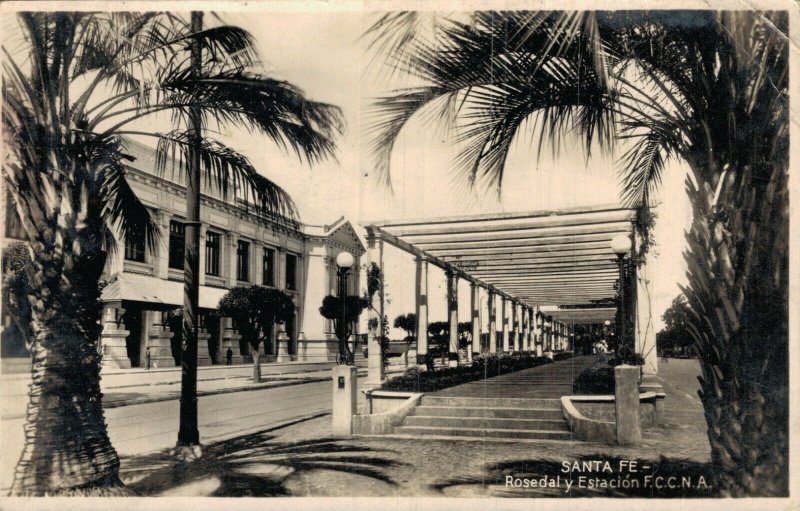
[553,351,574,362]
[573,363,616,395]
[380,352,554,393]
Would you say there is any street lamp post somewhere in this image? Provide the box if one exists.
[336,251,355,364]
[611,234,631,353]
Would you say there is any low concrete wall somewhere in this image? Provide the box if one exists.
[562,392,666,444]
[561,396,616,444]
[352,391,423,435]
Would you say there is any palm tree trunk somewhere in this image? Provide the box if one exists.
[252,344,261,383]
[682,161,788,497]
[10,220,125,495]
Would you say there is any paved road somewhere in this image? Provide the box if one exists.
[1,377,366,491]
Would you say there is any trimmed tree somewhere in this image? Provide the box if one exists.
[217,286,295,383]
[319,294,369,364]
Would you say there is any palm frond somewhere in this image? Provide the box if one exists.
[148,131,298,220]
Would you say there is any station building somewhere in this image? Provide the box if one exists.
[2,138,365,370]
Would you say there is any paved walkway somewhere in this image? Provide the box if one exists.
[433,355,601,398]
[115,358,714,498]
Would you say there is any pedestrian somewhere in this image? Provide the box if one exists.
[226,347,233,365]
[145,346,151,370]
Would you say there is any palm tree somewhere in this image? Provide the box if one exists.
[366,11,788,496]
[2,12,342,495]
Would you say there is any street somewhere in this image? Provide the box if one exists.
[1,377,365,491]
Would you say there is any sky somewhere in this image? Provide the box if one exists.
[211,11,694,336]
[8,9,693,337]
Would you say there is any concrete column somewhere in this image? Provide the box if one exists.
[197,315,212,366]
[488,291,497,353]
[145,310,175,368]
[635,255,658,375]
[535,310,543,356]
[446,270,459,368]
[198,226,207,286]
[521,307,530,352]
[470,283,481,359]
[332,365,357,435]
[222,317,244,364]
[415,255,429,368]
[225,232,238,287]
[512,301,521,352]
[501,297,510,352]
[100,305,131,369]
[614,365,642,445]
[366,233,385,385]
[154,212,171,279]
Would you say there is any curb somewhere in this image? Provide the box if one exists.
[2,371,367,420]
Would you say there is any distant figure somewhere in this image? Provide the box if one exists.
[145,346,151,370]
[226,347,233,365]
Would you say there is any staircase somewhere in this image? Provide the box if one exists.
[393,355,601,441]
[396,395,571,440]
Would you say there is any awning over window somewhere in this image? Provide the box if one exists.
[101,272,229,310]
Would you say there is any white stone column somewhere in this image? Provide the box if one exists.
[521,307,530,352]
[366,232,385,385]
[100,304,131,369]
[154,212,171,279]
[534,310,543,357]
[446,270,459,368]
[225,232,238,288]
[501,297,510,352]
[635,255,658,375]
[470,283,481,359]
[415,255,429,368]
[512,301,521,352]
[488,291,497,353]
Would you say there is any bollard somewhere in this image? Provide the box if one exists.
[332,365,357,436]
[614,365,642,445]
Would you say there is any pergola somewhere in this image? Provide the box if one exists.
[360,204,657,384]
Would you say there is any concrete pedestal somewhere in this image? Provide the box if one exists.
[147,324,176,369]
[276,331,291,362]
[197,329,213,366]
[614,365,642,445]
[332,365,357,436]
[100,307,131,369]
[222,322,244,365]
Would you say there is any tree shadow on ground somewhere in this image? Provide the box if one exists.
[120,431,405,497]
[431,455,718,498]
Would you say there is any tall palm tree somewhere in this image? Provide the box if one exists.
[366,10,788,496]
[2,12,342,495]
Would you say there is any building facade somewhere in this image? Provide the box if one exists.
[3,139,365,370]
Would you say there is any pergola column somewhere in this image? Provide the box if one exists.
[513,301,521,352]
[446,270,459,368]
[470,283,481,360]
[415,255,429,369]
[366,232,385,385]
[501,297,510,352]
[534,310,543,356]
[635,249,658,375]
[522,307,531,352]
[488,291,497,353]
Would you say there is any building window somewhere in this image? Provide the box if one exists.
[205,231,220,276]
[237,240,250,282]
[263,247,275,287]
[168,220,185,270]
[285,253,297,291]
[124,234,145,262]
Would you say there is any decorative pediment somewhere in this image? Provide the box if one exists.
[325,218,365,254]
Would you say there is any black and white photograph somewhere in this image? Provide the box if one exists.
[0,1,795,508]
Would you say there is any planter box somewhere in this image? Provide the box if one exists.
[352,390,423,435]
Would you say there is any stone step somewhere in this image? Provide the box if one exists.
[421,396,562,408]
[411,405,565,420]
[405,415,569,431]
[394,425,573,441]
